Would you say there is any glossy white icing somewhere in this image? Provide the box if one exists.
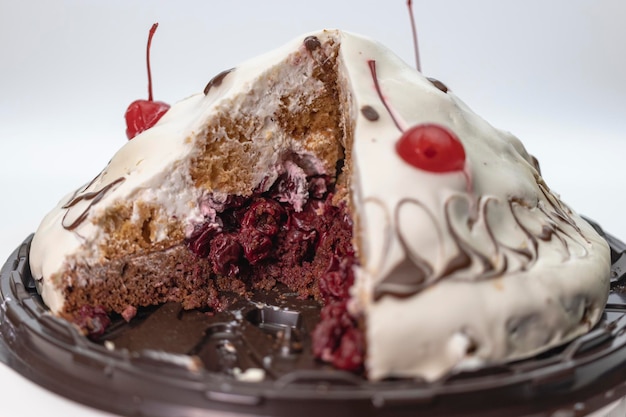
[29,30,610,381]
[337,32,610,380]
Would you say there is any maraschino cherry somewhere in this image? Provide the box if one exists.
[124,23,170,139]
[374,3,466,176]
[396,124,465,173]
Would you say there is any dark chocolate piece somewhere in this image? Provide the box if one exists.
[427,77,449,93]
[204,68,234,95]
[360,105,380,121]
[303,35,321,52]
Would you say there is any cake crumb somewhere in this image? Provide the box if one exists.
[121,305,137,322]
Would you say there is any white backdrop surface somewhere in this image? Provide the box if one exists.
[0,1,625,416]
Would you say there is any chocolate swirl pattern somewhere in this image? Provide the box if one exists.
[373,186,590,301]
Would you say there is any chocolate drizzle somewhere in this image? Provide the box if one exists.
[427,77,449,93]
[372,185,593,301]
[478,198,534,271]
[374,257,428,300]
[493,201,535,265]
[203,68,234,96]
[373,199,436,300]
[62,177,126,231]
[443,197,497,278]
[536,176,586,241]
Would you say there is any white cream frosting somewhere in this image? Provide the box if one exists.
[336,32,610,381]
[29,29,610,381]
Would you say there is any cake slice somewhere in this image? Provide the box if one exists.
[29,29,610,381]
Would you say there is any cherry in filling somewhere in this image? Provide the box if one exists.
[187,171,364,372]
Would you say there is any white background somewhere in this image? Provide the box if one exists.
[0,1,625,416]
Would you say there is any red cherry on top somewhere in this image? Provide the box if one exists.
[124,23,171,140]
[125,98,169,140]
[395,123,466,173]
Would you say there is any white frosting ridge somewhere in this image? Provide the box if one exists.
[29,29,610,381]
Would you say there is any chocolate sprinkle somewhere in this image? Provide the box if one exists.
[360,105,380,121]
[303,35,321,52]
[204,68,235,96]
[427,77,449,93]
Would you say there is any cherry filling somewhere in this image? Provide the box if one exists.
[74,305,111,339]
[186,173,363,371]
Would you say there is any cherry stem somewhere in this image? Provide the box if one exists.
[406,0,422,72]
[146,23,159,101]
[463,169,474,195]
[367,60,404,132]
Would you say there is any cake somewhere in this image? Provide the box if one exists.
[29,29,611,382]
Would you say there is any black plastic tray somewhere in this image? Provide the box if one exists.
[2,219,626,417]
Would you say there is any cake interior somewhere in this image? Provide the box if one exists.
[62,35,364,372]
